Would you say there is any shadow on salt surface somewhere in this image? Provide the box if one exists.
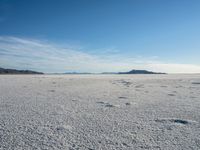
[96,101,134,108]
[192,82,200,85]
[118,96,127,99]
[155,118,197,125]
[56,125,73,132]
[135,84,144,88]
[96,101,120,108]
[113,80,132,87]
[160,85,168,88]
[168,93,176,96]
[48,89,55,92]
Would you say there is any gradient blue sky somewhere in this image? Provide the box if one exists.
[1,0,200,73]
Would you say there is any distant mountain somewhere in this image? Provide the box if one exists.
[64,70,166,75]
[101,72,118,74]
[0,67,44,74]
[118,69,166,74]
[64,72,92,74]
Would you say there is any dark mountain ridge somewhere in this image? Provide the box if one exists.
[118,69,166,74]
[0,67,44,74]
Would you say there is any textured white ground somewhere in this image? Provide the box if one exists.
[0,74,200,150]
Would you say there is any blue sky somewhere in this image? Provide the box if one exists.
[1,0,200,73]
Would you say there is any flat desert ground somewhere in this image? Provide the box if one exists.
[0,74,200,150]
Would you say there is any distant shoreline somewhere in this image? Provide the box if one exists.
[0,67,167,75]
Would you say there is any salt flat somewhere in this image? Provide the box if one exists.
[0,74,200,150]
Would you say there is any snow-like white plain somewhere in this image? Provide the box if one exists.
[0,74,200,150]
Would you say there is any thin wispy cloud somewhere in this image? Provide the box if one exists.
[0,36,200,73]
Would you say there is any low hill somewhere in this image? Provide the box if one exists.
[118,69,166,74]
[0,67,44,74]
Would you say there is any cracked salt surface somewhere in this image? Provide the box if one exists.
[0,74,200,149]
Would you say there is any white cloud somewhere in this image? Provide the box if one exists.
[144,63,200,74]
[0,36,200,73]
